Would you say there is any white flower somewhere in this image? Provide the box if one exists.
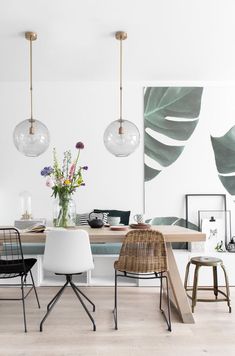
[46,177,55,188]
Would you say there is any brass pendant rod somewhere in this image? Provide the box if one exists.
[25,31,37,134]
[115,31,127,135]
[29,37,35,135]
[30,38,33,123]
[119,37,123,125]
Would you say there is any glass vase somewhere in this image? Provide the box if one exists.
[53,195,76,227]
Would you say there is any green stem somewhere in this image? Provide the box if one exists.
[59,198,69,227]
[71,149,80,187]
[54,193,70,227]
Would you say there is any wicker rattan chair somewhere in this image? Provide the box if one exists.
[113,229,171,331]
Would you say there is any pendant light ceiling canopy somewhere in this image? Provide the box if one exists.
[13,31,50,157]
[103,31,140,157]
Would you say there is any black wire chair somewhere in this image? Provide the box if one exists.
[0,228,40,332]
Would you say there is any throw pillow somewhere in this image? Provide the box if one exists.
[93,209,130,225]
[76,213,89,226]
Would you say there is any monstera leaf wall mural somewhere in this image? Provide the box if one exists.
[211,126,235,196]
[144,87,203,182]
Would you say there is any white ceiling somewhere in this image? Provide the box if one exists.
[0,0,235,81]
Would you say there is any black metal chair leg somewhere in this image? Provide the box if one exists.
[113,269,172,332]
[165,276,172,331]
[71,282,95,312]
[113,269,118,330]
[21,276,27,333]
[40,281,69,331]
[29,270,40,309]
[70,283,96,331]
[159,272,163,310]
[159,275,172,332]
[46,281,69,312]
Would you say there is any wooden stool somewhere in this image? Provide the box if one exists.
[184,256,231,313]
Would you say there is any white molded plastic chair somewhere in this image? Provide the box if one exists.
[40,230,96,331]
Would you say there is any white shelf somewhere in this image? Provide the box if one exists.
[14,249,235,287]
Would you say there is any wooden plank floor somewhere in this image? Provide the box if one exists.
[0,286,234,356]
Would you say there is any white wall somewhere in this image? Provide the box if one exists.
[0,81,144,224]
[1,81,235,235]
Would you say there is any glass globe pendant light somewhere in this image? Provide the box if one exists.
[13,32,50,157]
[104,31,140,157]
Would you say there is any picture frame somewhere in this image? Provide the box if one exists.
[185,194,227,252]
[185,193,227,230]
[198,210,231,252]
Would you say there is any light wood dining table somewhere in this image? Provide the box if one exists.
[19,224,206,324]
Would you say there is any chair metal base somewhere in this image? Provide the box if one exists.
[40,274,96,332]
[0,270,40,332]
[113,270,172,332]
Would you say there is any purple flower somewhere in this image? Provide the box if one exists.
[82,166,88,170]
[41,169,47,176]
[46,166,54,174]
[76,142,84,149]
[40,166,54,176]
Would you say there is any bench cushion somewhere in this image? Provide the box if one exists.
[5,243,121,256]
[21,243,45,255]
[91,243,121,255]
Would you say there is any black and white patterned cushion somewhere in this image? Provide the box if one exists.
[102,212,108,224]
[76,213,89,226]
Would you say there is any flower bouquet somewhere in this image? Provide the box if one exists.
[41,142,87,227]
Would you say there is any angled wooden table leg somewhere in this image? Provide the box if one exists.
[166,242,194,324]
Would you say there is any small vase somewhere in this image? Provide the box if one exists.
[53,195,76,227]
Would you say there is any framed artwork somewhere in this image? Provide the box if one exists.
[185,194,227,230]
[198,210,231,252]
